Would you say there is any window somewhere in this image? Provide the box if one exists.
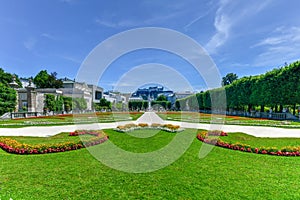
[95,91,102,100]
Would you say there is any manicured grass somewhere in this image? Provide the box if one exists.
[1,129,300,199]
[104,129,177,153]
[0,112,142,128]
[158,111,300,128]
[222,132,300,149]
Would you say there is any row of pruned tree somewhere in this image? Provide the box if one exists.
[44,94,87,113]
[128,101,149,111]
[177,61,300,115]
[128,95,172,111]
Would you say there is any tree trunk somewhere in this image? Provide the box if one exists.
[248,104,252,113]
[293,104,296,115]
[260,105,264,112]
[274,105,278,113]
[279,105,283,113]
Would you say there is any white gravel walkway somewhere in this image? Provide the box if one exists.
[0,112,299,138]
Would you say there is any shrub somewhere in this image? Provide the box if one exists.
[138,123,149,127]
[114,123,183,133]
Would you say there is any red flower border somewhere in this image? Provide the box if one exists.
[197,131,300,157]
[0,130,108,155]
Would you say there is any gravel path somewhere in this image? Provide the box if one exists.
[0,112,299,138]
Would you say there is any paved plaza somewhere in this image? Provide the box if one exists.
[0,112,299,138]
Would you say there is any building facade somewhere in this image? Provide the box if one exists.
[15,78,103,113]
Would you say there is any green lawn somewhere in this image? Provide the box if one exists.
[1,129,300,199]
[158,111,300,128]
[0,112,142,128]
[222,132,300,149]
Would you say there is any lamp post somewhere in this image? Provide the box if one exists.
[9,75,19,112]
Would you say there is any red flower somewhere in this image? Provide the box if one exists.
[261,150,267,154]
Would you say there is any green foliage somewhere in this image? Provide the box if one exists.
[142,101,149,110]
[157,95,167,101]
[44,94,56,112]
[3,129,300,199]
[222,73,238,86]
[128,101,148,111]
[94,98,111,111]
[0,68,21,114]
[33,70,63,88]
[175,100,181,110]
[181,61,300,112]
[72,97,88,111]
[63,96,72,112]
[55,95,64,112]
[151,101,171,110]
[0,68,22,87]
[0,83,17,115]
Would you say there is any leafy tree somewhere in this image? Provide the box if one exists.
[44,94,56,112]
[128,101,148,111]
[33,70,63,88]
[0,83,17,115]
[0,68,22,87]
[157,95,167,101]
[151,101,167,110]
[99,98,111,108]
[63,96,72,112]
[175,100,181,110]
[94,98,111,111]
[0,68,22,114]
[55,95,64,112]
[72,98,87,111]
[142,101,149,110]
[182,61,300,114]
[222,73,238,86]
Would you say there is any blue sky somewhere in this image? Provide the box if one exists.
[1,0,300,92]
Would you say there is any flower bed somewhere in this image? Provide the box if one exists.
[197,131,300,156]
[69,130,103,136]
[114,123,183,133]
[207,130,228,136]
[0,130,108,155]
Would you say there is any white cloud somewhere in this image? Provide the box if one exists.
[184,8,214,31]
[94,3,188,29]
[95,18,140,28]
[95,19,118,28]
[23,37,37,50]
[253,26,300,67]
[205,0,232,53]
[206,0,271,54]
[41,33,56,40]
[60,55,82,64]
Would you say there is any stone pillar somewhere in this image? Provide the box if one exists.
[25,79,36,112]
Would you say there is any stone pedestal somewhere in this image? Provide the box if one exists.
[26,86,36,112]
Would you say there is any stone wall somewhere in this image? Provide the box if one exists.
[36,93,45,113]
